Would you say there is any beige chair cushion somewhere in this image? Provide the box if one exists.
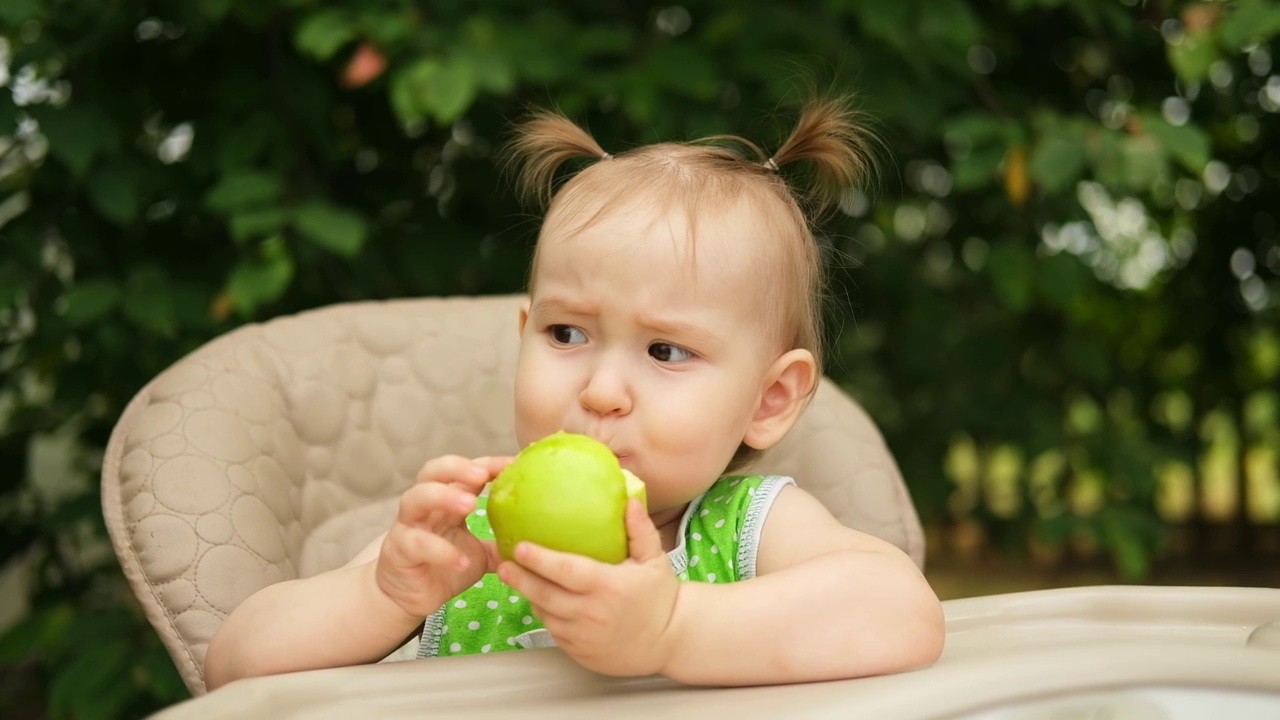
[101,294,923,695]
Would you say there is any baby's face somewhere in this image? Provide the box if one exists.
[514,201,782,514]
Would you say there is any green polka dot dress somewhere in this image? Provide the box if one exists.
[416,474,794,658]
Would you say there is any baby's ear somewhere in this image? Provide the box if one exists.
[743,349,817,451]
[518,299,531,336]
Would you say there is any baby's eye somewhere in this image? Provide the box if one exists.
[648,342,693,363]
[549,325,587,345]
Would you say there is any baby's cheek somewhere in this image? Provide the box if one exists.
[514,393,553,446]
[513,376,555,445]
[650,413,735,469]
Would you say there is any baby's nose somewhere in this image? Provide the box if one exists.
[579,362,631,416]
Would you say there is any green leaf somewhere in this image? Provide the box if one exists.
[492,14,572,83]
[455,32,516,95]
[122,267,178,337]
[361,7,419,47]
[391,56,479,126]
[87,163,140,225]
[950,145,1006,190]
[846,0,914,52]
[0,622,41,665]
[643,45,718,100]
[1247,329,1280,382]
[573,24,634,56]
[1029,133,1086,193]
[1106,527,1149,581]
[423,58,477,124]
[205,171,283,213]
[0,260,26,307]
[1036,252,1089,310]
[295,9,356,61]
[1064,337,1111,386]
[294,202,369,256]
[0,0,38,27]
[229,207,290,243]
[34,106,119,178]
[389,69,421,126]
[945,114,1020,190]
[1140,114,1210,173]
[1096,507,1161,582]
[1087,130,1128,188]
[0,606,73,662]
[987,241,1034,312]
[138,645,189,702]
[1167,30,1217,84]
[1034,512,1077,546]
[75,676,135,720]
[1219,0,1280,50]
[49,642,131,720]
[945,114,1019,145]
[920,0,980,50]
[165,282,216,331]
[201,0,234,21]
[0,90,17,134]
[62,280,122,327]
[122,293,177,338]
[216,114,277,172]
[1119,135,1164,190]
[702,9,747,46]
[226,240,295,314]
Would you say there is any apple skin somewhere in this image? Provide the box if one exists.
[488,431,646,564]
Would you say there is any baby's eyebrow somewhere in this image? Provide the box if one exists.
[635,313,720,347]
[530,296,595,317]
[532,296,722,348]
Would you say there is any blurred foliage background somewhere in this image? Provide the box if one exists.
[1,0,1278,717]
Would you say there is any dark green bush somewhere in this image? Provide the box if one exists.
[2,1,1277,716]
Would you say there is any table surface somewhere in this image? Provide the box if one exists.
[154,585,1280,720]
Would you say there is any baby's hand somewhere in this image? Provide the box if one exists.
[497,500,680,677]
[376,455,512,618]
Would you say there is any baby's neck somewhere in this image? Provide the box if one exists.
[652,505,689,552]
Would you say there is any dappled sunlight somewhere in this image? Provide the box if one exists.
[1041,182,1190,291]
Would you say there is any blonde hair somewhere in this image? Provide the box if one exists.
[503,97,875,471]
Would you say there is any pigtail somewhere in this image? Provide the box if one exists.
[767,96,877,212]
[502,109,611,207]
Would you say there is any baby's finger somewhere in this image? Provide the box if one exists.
[626,499,665,564]
[497,560,579,618]
[511,542,600,594]
[397,481,476,527]
[414,455,489,490]
[528,603,572,638]
[385,525,470,572]
[472,455,516,479]
[478,539,503,574]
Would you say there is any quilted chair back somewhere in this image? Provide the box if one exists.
[101,294,924,695]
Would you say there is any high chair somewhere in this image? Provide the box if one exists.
[101,293,926,697]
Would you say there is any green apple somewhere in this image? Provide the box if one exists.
[488,431,647,564]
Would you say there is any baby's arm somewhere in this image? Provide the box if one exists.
[203,455,509,690]
[660,485,944,685]
[203,533,423,690]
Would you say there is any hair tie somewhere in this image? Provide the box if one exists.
[601,152,613,160]
[763,157,779,172]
